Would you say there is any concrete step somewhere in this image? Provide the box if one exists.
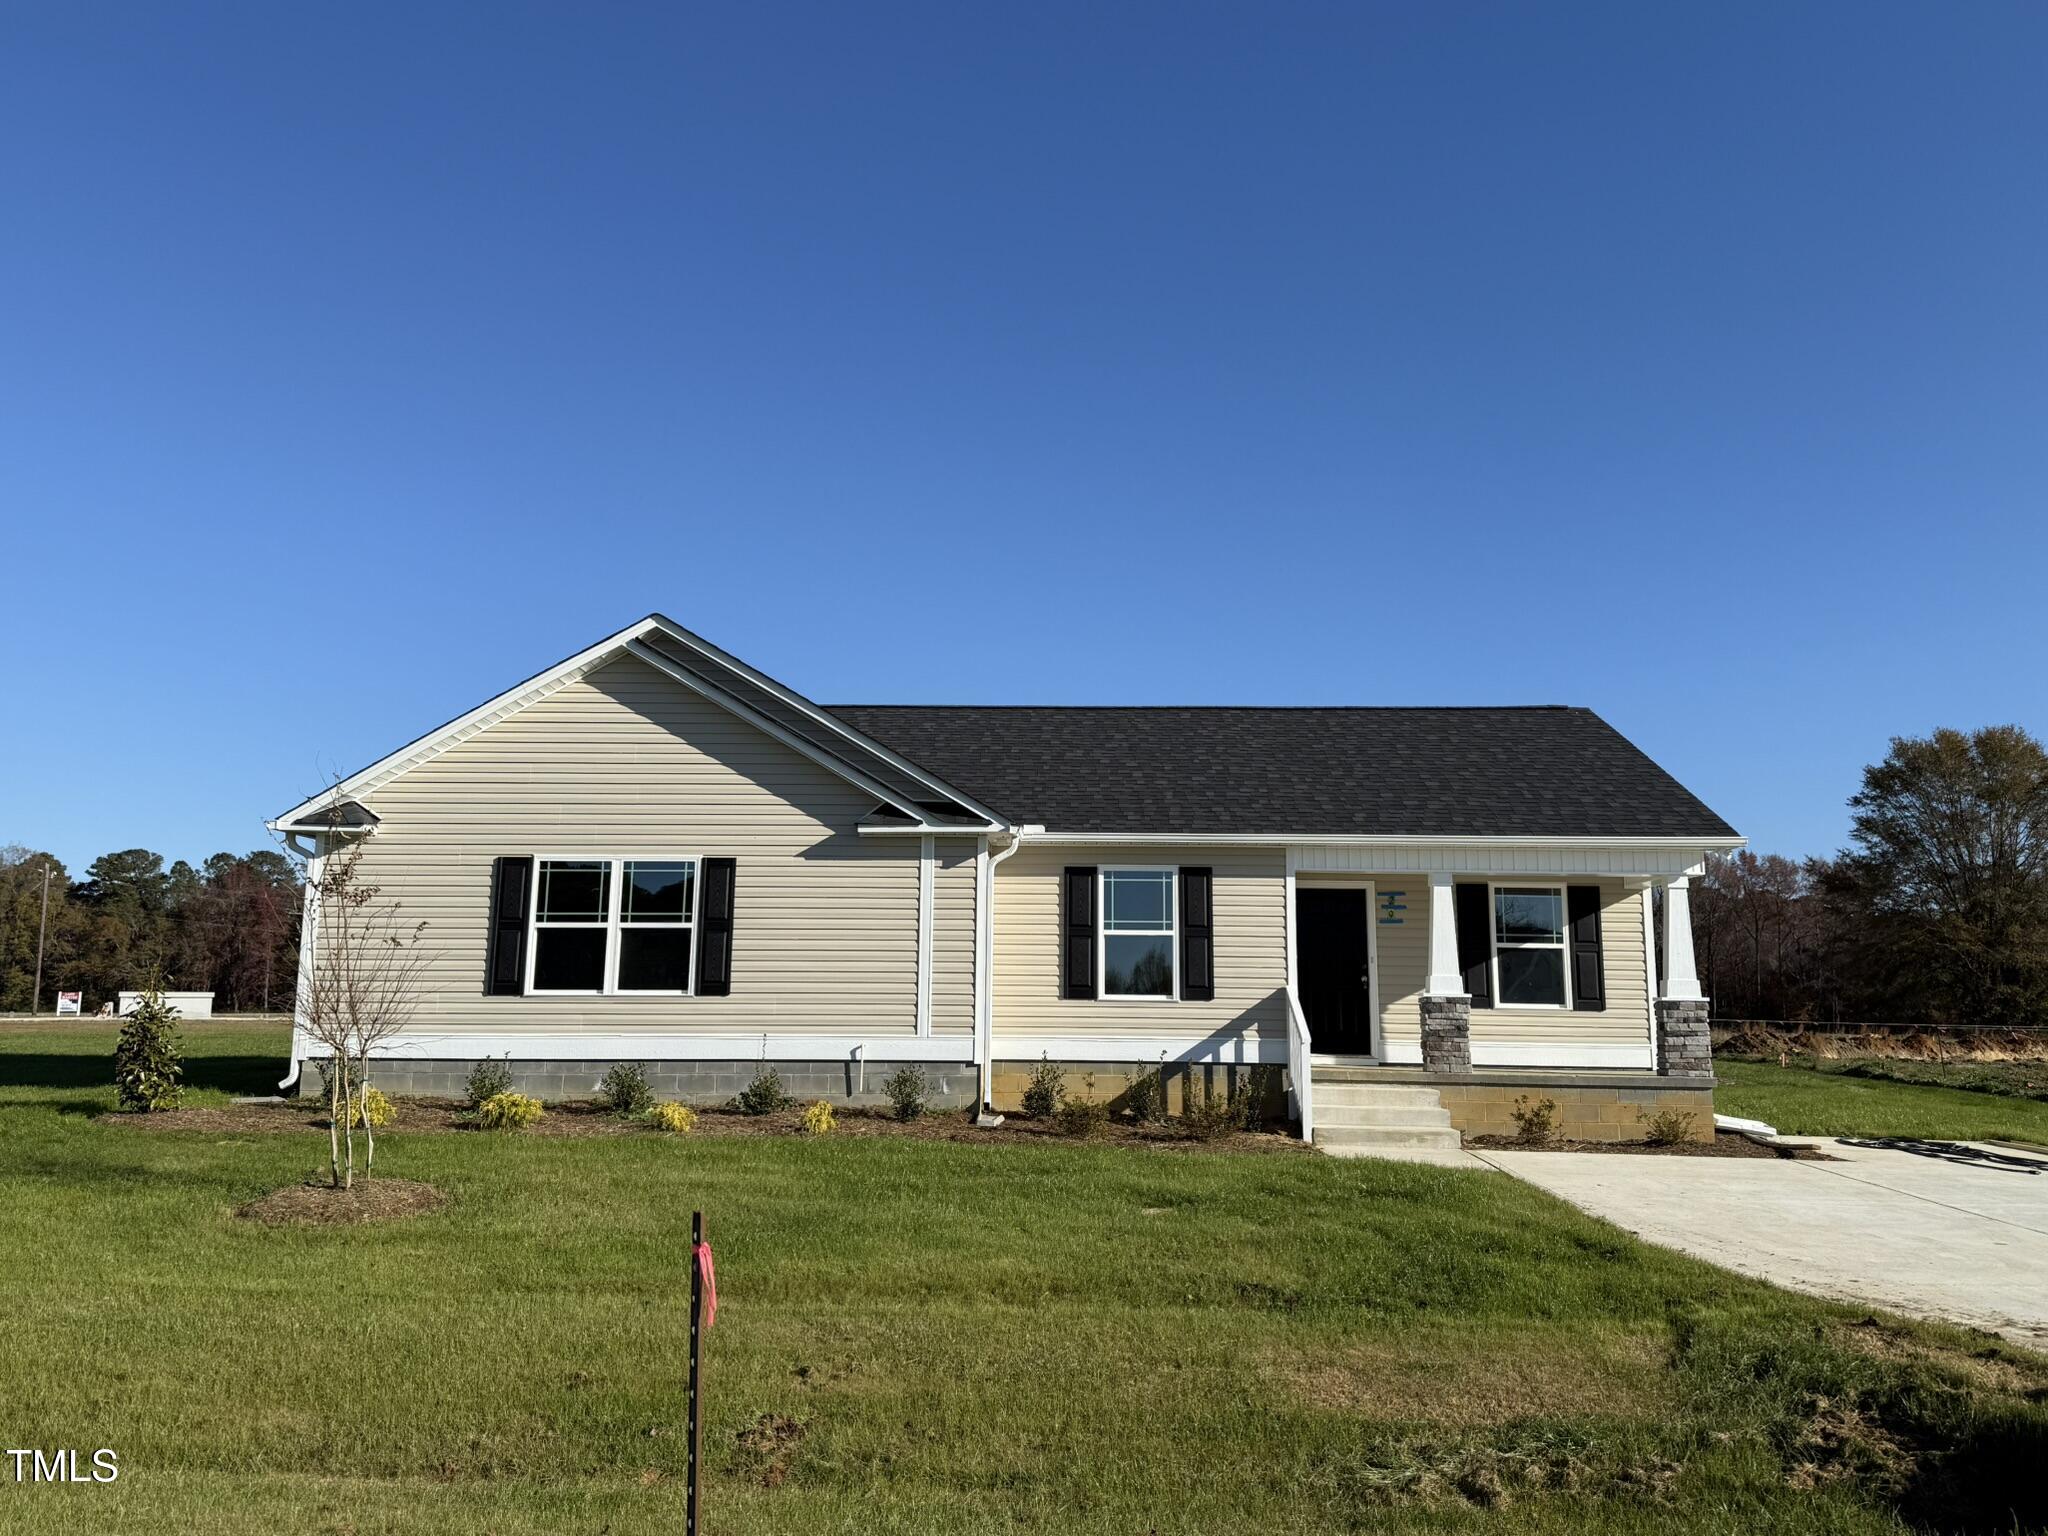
[1312,1103,1454,1130]
[1313,1124,1465,1152]
[1310,1082,1444,1107]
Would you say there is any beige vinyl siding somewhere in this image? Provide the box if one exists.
[338,653,921,1036]
[991,843,1288,1041]
[1376,879,1652,1061]
[930,838,979,1035]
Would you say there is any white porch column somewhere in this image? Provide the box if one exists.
[1424,871,1466,996]
[1659,875,1704,1002]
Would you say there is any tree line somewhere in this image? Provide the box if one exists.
[1694,725,2048,1026]
[0,844,301,1014]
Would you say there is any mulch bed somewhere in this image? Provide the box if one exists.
[234,1178,448,1227]
[1467,1131,1834,1160]
[100,1097,1306,1154]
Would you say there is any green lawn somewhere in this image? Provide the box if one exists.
[1715,1058,2048,1144]
[5,1021,2047,1535]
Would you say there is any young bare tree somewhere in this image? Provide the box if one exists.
[294,808,430,1189]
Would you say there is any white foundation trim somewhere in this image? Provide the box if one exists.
[991,1034,1288,1065]
[1470,1041,1658,1070]
[300,1033,980,1064]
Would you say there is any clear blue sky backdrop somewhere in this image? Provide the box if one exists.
[5,2,2044,874]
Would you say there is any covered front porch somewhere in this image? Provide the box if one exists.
[1279,839,1729,1149]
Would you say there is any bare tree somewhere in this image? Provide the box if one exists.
[295,809,430,1188]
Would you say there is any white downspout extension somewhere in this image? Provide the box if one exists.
[976,825,1037,1121]
[278,832,323,1091]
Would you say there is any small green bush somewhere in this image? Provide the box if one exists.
[647,1100,698,1134]
[1055,1075,1111,1138]
[477,1091,544,1131]
[1640,1108,1699,1146]
[800,1100,836,1136]
[1020,1056,1065,1119]
[1122,1062,1165,1124]
[597,1060,653,1117]
[1511,1095,1560,1146]
[465,1054,514,1109]
[733,1066,792,1116]
[1180,1075,1251,1141]
[885,1065,930,1122]
[113,982,184,1112]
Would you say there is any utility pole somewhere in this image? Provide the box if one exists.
[32,861,53,1014]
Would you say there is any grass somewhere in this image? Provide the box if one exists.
[5,1021,2048,1534]
[1715,1058,2048,1144]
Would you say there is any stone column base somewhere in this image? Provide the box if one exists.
[1419,994,1473,1074]
[1655,999,1713,1077]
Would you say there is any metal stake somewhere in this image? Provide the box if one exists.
[687,1209,705,1535]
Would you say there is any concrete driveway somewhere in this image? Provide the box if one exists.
[1476,1138,2048,1349]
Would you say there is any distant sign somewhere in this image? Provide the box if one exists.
[55,991,83,1016]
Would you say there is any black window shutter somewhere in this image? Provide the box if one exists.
[1180,867,1214,1002]
[485,856,533,996]
[1062,866,1097,999]
[697,857,736,996]
[1567,884,1605,1011]
[1454,882,1494,1009]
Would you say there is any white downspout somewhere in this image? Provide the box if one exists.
[976,825,1037,1123]
[278,832,322,1092]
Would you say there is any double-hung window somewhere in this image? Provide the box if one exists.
[1492,885,1569,1008]
[1101,867,1177,999]
[529,857,696,995]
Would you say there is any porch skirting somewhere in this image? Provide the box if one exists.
[1319,1066,1716,1144]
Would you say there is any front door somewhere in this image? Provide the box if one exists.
[1299,888,1373,1055]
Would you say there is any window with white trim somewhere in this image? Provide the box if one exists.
[1101,867,1177,999]
[530,858,696,995]
[1492,885,1569,1008]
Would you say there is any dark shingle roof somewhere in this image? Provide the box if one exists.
[823,705,1738,840]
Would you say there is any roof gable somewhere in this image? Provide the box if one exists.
[268,615,1005,833]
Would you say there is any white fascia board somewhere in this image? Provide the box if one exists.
[1026,832,1745,848]
[270,615,671,827]
[859,822,1002,836]
[642,613,1014,831]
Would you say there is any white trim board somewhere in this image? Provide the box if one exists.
[1376,1039,1656,1070]
[991,1034,1287,1066]
[306,1033,980,1064]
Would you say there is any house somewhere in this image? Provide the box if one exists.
[269,615,1742,1152]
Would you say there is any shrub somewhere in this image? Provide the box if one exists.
[1020,1056,1065,1119]
[884,1065,930,1122]
[1122,1062,1165,1124]
[341,1086,396,1129]
[800,1100,836,1137]
[1180,1074,1251,1141]
[465,1054,514,1109]
[1640,1108,1700,1146]
[597,1060,654,1117]
[477,1091,544,1131]
[647,1100,698,1135]
[1054,1075,1111,1138]
[733,1066,792,1116]
[113,982,184,1112]
[1511,1095,1560,1146]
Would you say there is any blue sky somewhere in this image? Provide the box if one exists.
[4,2,2044,873]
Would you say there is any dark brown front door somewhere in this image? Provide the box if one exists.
[1299,888,1372,1055]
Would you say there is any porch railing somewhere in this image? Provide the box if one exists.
[1285,986,1314,1144]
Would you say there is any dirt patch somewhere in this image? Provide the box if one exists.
[1277,1329,1668,1428]
[234,1178,447,1227]
[1834,1315,2048,1397]
[1467,1131,1834,1160]
[732,1411,805,1488]
[1718,1021,2048,1066]
[104,1096,1307,1154]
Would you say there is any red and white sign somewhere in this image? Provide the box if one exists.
[55,991,83,1016]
